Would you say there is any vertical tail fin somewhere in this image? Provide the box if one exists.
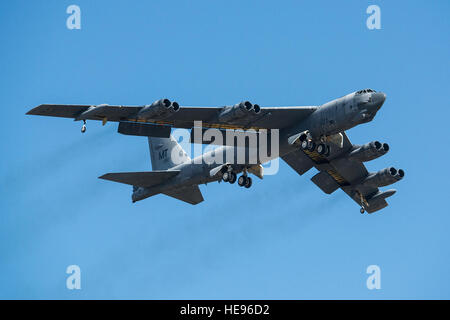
[148,136,190,170]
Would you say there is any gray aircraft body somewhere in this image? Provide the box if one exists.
[27,89,404,213]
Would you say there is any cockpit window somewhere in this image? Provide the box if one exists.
[356,88,376,94]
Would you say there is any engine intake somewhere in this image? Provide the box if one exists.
[218,101,260,123]
[362,167,405,188]
[137,98,180,120]
[348,141,389,162]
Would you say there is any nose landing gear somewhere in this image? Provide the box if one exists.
[81,120,87,133]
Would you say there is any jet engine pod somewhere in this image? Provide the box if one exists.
[137,98,180,120]
[171,101,180,111]
[348,141,389,162]
[218,101,256,123]
[362,167,404,188]
[238,100,254,111]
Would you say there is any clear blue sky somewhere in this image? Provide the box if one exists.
[0,0,449,299]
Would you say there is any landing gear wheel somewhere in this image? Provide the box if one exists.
[244,176,252,188]
[222,172,229,182]
[307,141,316,152]
[324,145,330,157]
[317,143,326,155]
[360,208,365,214]
[238,175,247,187]
[81,120,87,133]
[301,140,309,150]
[228,172,237,184]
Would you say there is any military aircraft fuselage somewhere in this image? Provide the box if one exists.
[285,89,386,141]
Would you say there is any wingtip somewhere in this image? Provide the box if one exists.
[98,173,109,180]
[25,105,43,115]
[25,108,34,115]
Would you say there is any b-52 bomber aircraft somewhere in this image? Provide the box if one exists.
[27,88,404,214]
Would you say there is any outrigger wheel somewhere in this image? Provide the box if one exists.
[358,191,368,214]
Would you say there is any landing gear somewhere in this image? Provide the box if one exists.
[317,143,326,154]
[244,176,252,188]
[222,171,230,182]
[238,175,246,187]
[301,140,316,152]
[317,143,330,156]
[237,175,252,188]
[81,120,87,133]
[358,191,369,214]
[222,169,236,184]
[222,167,253,189]
[228,172,237,184]
[301,140,308,150]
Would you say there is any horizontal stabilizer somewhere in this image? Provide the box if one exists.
[99,170,180,188]
[163,185,204,205]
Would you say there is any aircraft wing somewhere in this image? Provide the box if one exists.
[282,132,395,213]
[26,104,317,130]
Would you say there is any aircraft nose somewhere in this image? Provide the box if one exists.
[372,92,386,109]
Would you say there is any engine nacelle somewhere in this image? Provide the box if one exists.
[348,141,389,162]
[137,99,180,120]
[218,101,260,123]
[362,167,404,188]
